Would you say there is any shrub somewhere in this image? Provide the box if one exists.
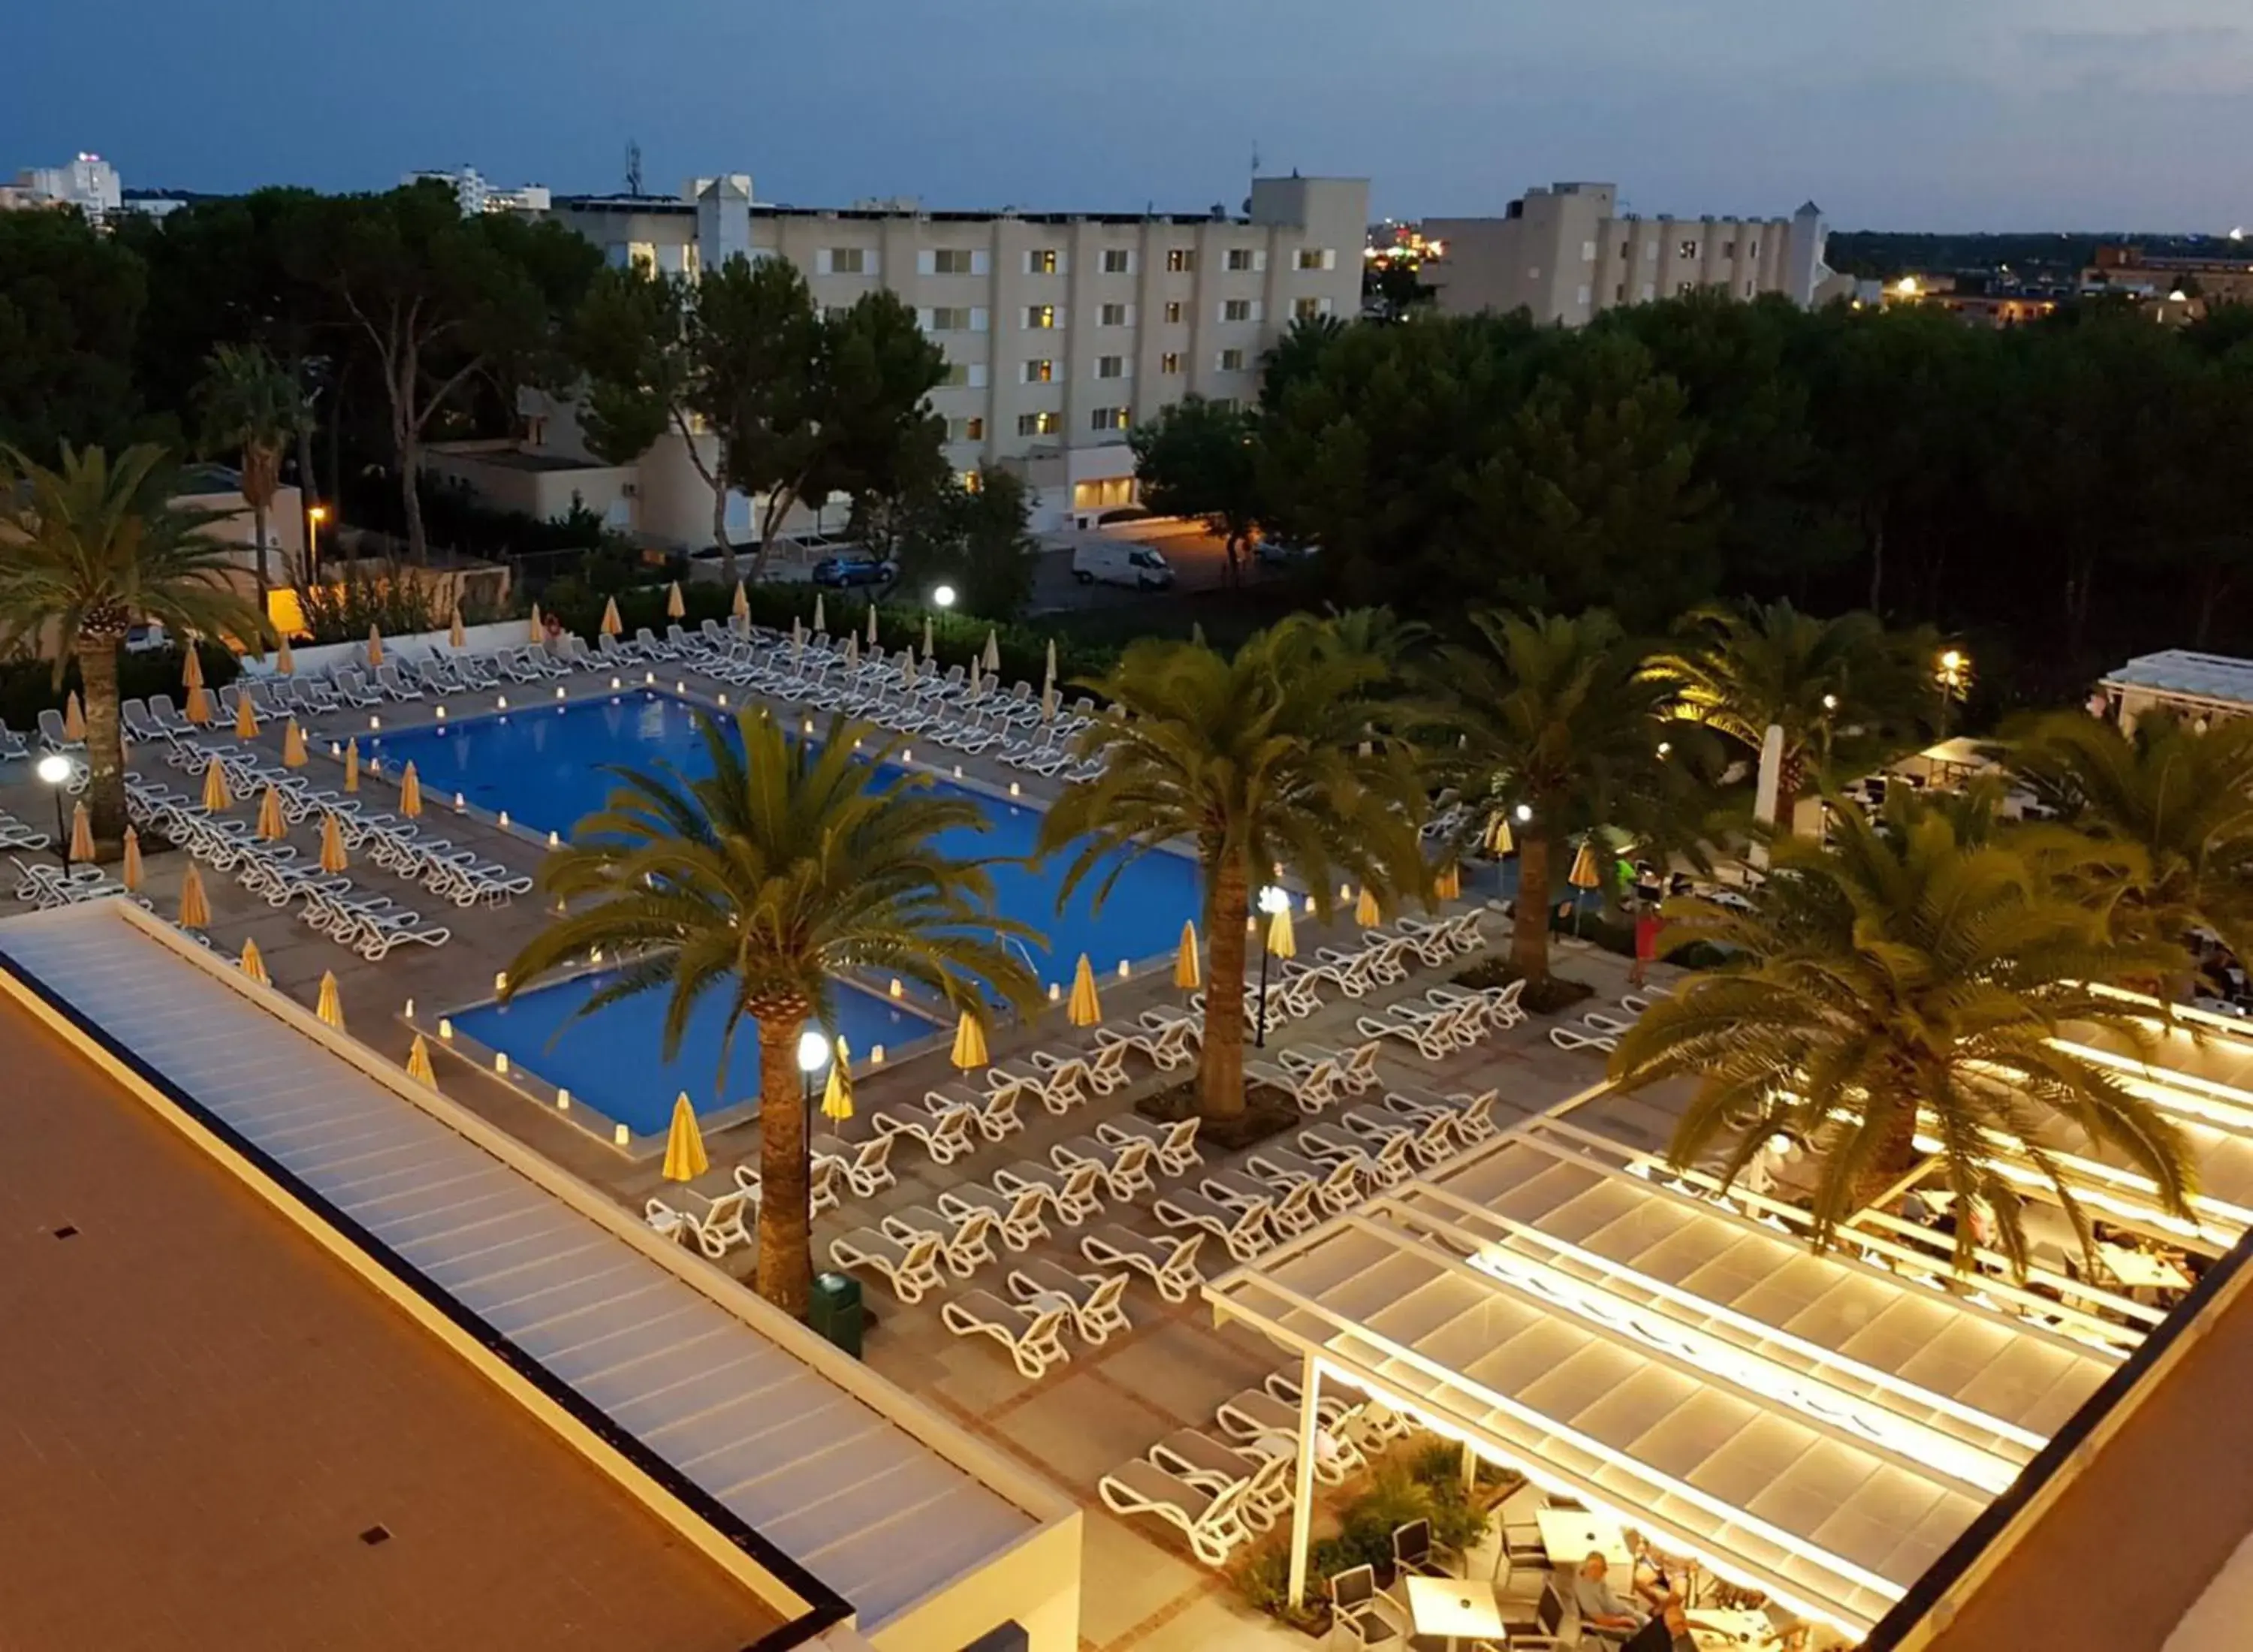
[0,643,238,738]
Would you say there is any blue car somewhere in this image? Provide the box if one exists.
[812,555,897,589]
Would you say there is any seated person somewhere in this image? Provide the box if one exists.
[1627,1533,1674,1612]
[1621,1600,1698,1652]
[1569,1552,1648,1645]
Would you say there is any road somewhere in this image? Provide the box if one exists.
[1027,522,1275,614]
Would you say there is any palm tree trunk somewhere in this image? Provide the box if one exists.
[753,1010,813,1317]
[1512,831,1554,984]
[1199,858,1250,1121]
[250,498,271,596]
[1850,1102,1925,1213]
[77,641,125,859]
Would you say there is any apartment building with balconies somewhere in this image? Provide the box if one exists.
[1422,181,1833,327]
[520,171,1365,538]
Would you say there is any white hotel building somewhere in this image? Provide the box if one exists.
[434,173,1368,543]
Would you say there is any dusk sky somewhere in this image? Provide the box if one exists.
[8,1,2249,231]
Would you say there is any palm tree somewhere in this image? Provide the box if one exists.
[1432,610,1683,986]
[500,710,1038,1316]
[199,342,311,595]
[1039,616,1429,1123]
[1642,598,1935,829]
[0,444,269,856]
[2011,707,2253,981]
[1607,793,2194,1272]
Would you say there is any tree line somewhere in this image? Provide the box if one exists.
[1136,294,2253,710]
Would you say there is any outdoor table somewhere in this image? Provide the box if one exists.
[2097,1244,2191,1292]
[1688,1606,1781,1648]
[1404,1575,1503,1652]
[1536,1507,1631,1569]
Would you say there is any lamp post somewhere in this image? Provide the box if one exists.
[1935,648,1970,740]
[35,752,72,867]
[1254,883,1289,1048]
[796,1026,831,1116]
[304,503,327,585]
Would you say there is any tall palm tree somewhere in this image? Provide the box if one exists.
[2011,707,2253,980]
[1039,616,1429,1122]
[199,342,311,595]
[501,710,1037,1316]
[1641,598,1935,828]
[0,444,269,856]
[1432,610,1684,985]
[1607,794,2195,1272]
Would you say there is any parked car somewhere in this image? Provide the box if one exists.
[1071,541,1177,591]
[812,554,898,589]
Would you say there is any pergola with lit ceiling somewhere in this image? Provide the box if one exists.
[1205,1116,2121,1641]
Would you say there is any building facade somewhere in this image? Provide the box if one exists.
[6,152,122,220]
[525,171,1367,537]
[1421,181,1832,325]
[405,165,553,216]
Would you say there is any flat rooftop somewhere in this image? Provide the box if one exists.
[0,987,783,1652]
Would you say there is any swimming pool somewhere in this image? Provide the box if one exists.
[389,691,1203,1129]
[376,691,1201,974]
[449,970,932,1137]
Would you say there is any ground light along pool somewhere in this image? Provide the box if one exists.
[448,972,931,1136]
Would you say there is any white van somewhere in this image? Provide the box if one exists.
[1072,541,1178,591]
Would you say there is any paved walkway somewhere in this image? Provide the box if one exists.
[0,655,1679,1652]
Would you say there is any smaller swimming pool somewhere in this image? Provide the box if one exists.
[451,970,936,1136]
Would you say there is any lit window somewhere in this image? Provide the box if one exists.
[1027,248,1058,275]
[1160,351,1182,374]
[1163,300,1184,324]
[1675,280,1696,296]
[627,241,657,272]
[1296,248,1327,270]
[1016,411,1060,436]
[946,415,985,442]
[1023,359,1054,383]
[959,469,982,491]
[1090,405,1130,431]
[1024,305,1057,329]
[1292,296,1323,320]
[1102,248,1132,274]
[1166,248,1195,273]
[1677,239,1698,259]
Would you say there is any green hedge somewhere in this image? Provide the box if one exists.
[0,644,240,740]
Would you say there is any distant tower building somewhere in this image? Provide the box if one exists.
[403,165,550,216]
[1784,200,1829,306]
[14,153,122,222]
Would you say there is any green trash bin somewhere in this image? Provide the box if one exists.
[808,1271,864,1358]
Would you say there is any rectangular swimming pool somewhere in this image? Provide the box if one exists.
[385,691,1203,1127]
[448,971,933,1137]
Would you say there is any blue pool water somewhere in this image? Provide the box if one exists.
[390,692,1204,1124]
[451,972,931,1136]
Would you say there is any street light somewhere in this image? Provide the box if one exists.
[1514,803,1532,824]
[35,752,71,867]
[931,584,957,610]
[305,503,328,583]
[1935,648,1971,737]
[1254,884,1289,1048]
[797,1026,833,1113]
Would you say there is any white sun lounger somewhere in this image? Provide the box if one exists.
[1549,1024,1618,1054]
[812,1132,897,1195]
[994,1159,1105,1225]
[644,1189,754,1259]
[938,1182,1051,1250]
[1048,1135,1155,1201]
[1356,1002,1470,1061]
[1006,1259,1133,1344]
[1096,1014,1198,1071]
[1248,1057,1334,1116]
[1079,1226,1205,1304]
[882,1205,999,1277]
[941,1290,1072,1380]
[828,1227,945,1303]
[1093,1114,1202,1176]
[1154,1187,1272,1262]
[731,1154,841,1218]
[1097,1459,1253,1566]
[870,1102,978,1165]
[1147,1435,1296,1533]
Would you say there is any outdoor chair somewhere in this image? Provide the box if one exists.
[1096,1459,1252,1567]
[882,1205,999,1277]
[1329,1564,1410,1649]
[1148,1435,1295,1533]
[1080,1225,1204,1304]
[994,1158,1105,1225]
[828,1227,944,1303]
[1006,1259,1132,1344]
[942,1291,1072,1380]
[938,1181,1051,1251]
[36,708,83,752]
[1392,1516,1460,1579]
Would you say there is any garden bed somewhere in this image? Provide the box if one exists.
[1451,955,1595,1015]
[1135,1078,1300,1152]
